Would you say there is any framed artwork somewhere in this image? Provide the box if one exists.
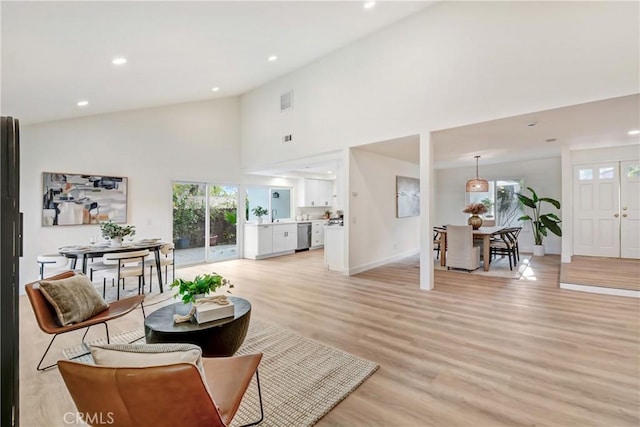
[396,176,420,218]
[42,172,128,226]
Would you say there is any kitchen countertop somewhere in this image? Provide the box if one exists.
[245,219,330,225]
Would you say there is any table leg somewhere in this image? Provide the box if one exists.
[440,233,447,267]
[483,235,490,271]
[154,247,163,293]
[82,255,89,274]
[70,256,77,270]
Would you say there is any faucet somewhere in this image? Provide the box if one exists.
[271,208,278,222]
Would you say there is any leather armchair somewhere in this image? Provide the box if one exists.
[25,271,145,371]
[59,353,264,427]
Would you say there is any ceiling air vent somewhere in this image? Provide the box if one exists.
[280,91,293,111]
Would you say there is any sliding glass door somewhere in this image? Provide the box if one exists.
[172,182,238,267]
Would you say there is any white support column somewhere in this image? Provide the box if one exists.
[420,131,434,290]
[561,146,572,263]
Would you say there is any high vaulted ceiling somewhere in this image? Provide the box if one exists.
[1,1,434,124]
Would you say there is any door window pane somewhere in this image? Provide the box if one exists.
[578,169,593,180]
[599,167,614,179]
[626,165,640,177]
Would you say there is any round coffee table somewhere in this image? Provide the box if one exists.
[144,296,251,357]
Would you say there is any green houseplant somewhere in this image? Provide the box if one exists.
[100,220,135,246]
[170,273,234,304]
[251,206,268,223]
[517,187,562,256]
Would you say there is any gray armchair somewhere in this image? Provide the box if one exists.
[445,225,480,271]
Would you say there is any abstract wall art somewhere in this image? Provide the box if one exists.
[42,172,128,226]
[396,176,420,218]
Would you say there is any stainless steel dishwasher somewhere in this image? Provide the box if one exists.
[296,222,311,251]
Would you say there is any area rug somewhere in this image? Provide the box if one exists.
[434,254,532,279]
[63,319,379,427]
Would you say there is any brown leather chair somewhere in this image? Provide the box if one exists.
[59,353,264,427]
[25,271,145,371]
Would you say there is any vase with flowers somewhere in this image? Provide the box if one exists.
[463,203,488,229]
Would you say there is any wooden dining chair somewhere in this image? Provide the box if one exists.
[490,228,518,270]
[147,243,175,290]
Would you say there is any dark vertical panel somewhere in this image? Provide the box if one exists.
[1,116,20,427]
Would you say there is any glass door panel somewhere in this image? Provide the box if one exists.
[208,185,238,262]
[173,182,206,266]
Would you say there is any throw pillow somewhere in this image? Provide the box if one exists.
[91,343,203,370]
[39,273,109,326]
[91,343,211,397]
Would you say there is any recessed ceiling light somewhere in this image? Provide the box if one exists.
[327,171,333,174]
[364,1,376,9]
[77,100,89,107]
[112,57,127,65]
[628,130,640,135]
[211,87,220,92]
[527,121,537,127]
[268,55,278,62]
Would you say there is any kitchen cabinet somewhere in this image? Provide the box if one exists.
[244,224,273,259]
[310,221,328,249]
[272,224,297,253]
[299,178,333,207]
[324,226,344,272]
[244,223,297,259]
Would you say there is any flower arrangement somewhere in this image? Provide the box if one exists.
[100,220,136,239]
[170,273,234,304]
[462,203,488,215]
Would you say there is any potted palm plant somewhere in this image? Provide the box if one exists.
[517,187,562,256]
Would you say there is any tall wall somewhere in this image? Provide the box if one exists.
[240,1,639,168]
[435,157,562,254]
[20,97,241,285]
[349,149,420,273]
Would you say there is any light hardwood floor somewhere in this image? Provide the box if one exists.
[560,255,640,291]
[19,250,640,426]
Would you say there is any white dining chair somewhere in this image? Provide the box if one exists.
[101,250,149,300]
[147,243,174,290]
[37,254,70,279]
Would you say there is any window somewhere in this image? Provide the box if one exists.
[626,165,640,177]
[578,169,593,180]
[599,167,614,179]
[465,179,523,226]
[246,186,292,222]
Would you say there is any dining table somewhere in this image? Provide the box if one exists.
[58,240,167,292]
[438,226,505,271]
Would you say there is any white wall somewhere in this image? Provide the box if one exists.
[349,149,420,273]
[240,1,639,168]
[21,97,241,286]
[435,157,562,254]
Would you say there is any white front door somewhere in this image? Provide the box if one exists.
[620,161,640,259]
[573,163,620,257]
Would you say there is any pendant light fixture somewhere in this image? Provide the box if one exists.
[466,155,489,192]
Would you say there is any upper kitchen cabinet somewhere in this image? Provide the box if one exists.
[298,178,333,207]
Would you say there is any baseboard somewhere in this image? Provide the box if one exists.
[348,249,419,276]
[560,282,640,298]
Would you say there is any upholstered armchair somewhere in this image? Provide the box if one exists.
[445,224,480,271]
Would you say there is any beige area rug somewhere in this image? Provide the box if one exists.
[434,254,532,279]
[63,320,379,427]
